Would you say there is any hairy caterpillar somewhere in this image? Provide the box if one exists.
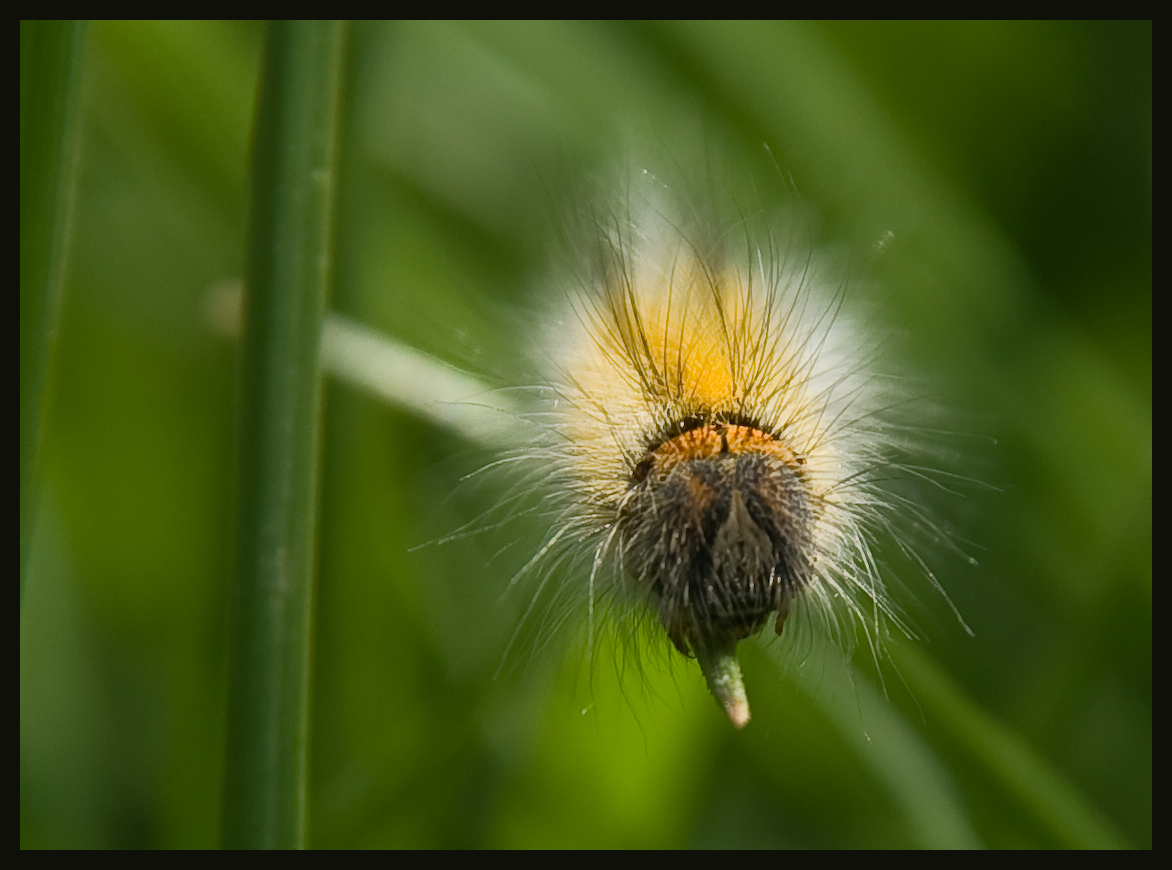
[487,162,969,728]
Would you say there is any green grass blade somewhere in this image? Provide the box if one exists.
[222,20,346,850]
[893,644,1129,849]
[19,20,87,604]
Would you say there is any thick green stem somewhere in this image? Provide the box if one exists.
[222,20,346,850]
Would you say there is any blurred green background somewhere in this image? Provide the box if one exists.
[20,21,1150,848]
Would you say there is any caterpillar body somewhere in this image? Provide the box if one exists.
[499,165,963,728]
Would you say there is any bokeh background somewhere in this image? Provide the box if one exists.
[21,21,1150,848]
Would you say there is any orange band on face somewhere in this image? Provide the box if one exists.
[637,423,804,481]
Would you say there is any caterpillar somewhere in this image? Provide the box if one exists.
[488,162,969,728]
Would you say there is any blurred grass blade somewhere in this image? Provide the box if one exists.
[893,645,1130,849]
[222,20,346,850]
[19,20,87,604]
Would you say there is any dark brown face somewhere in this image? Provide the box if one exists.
[619,420,817,656]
